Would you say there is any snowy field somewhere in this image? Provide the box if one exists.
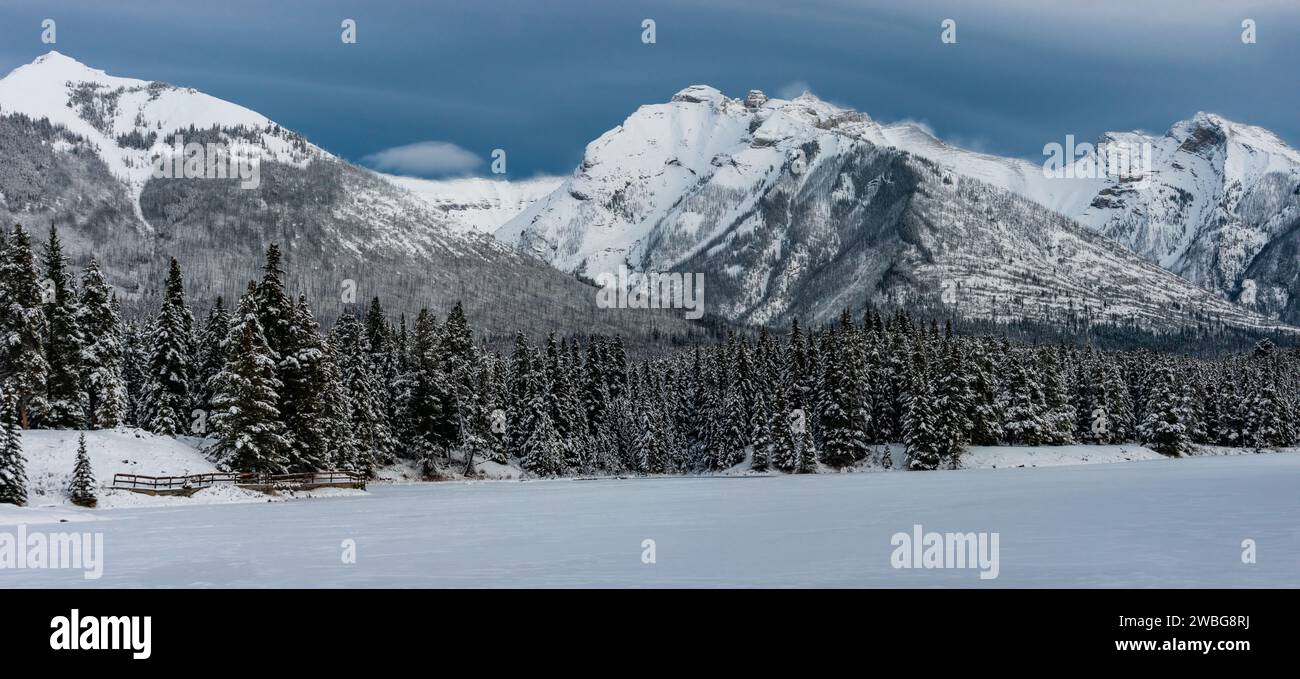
[2,452,1297,587]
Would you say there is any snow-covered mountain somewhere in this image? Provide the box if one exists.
[1069,114,1300,318]
[887,111,1300,322]
[385,174,562,235]
[0,52,702,340]
[500,85,1297,331]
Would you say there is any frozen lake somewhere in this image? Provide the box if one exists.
[4,453,1298,587]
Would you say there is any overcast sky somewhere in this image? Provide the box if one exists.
[1,0,1296,178]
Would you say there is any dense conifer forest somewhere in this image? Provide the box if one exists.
[1,223,1297,506]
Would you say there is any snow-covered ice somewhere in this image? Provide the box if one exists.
[2,452,1296,587]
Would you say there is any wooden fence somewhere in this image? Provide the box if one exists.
[110,470,366,496]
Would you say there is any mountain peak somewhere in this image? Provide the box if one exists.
[7,50,122,84]
[670,85,726,106]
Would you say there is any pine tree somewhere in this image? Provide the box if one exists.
[521,409,565,477]
[932,340,971,468]
[0,224,50,428]
[0,388,26,505]
[1039,347,1076,445]
[141,258,193,436]
[254,244,294,361]
[795,413,818,474]
[68,433,97,507]
[635,407,666,474]
[39,225,86,428]
[999,352,1049,445]
[279,296,332,471]
[903,350,942,470]
[965,339,1003,445]
[121,318,148,427]
[208,284,289,474]
[330,312,394,476]
[749,391,771,471]
[76,259,126,428]
[1101,358,1135,443]
[771,394,801,473]
[192,297,231,417]
[1243,367,1286,449]
[1139,363,1191,457]
[818,329,869,468]
[438,301,479,451]
[400,309,445,460]
[319,339,360,471]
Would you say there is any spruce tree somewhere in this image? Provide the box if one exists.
[903,351,942,470]
[0,224,50,428]
[319,340,360,471]
[279,296,332,471]
[771,389,800,472]
[438,301,479,450]
[76,259,126,428]
[192,297,231,418]
[330,312,393,476]
[749,392,771,471]
[795,413,818,473]
[68,433,97,507]
[400,309,445,460]
[208,284,289,474]
[0,388,26,505]
[818,330,869,468]
[1139,363,1191,457]
[932,340,971,468]
[141,258,193,436]
[965,339,1003,445]
[999,352,1049,445]
[39,225,86,428]
[522,409,565,476]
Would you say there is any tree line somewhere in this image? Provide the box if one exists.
[1,227,1297,506]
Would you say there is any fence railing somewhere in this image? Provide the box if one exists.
[110,470,366,494]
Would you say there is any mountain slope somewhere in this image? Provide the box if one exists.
[385,174,563,235]
[0,52,705,342]
[501,86,1296,332]
[816,108,1300,323]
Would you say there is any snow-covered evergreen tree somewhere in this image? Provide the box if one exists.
[932,340,971,467]
[522,408,565,476]
[965,339,1003,445]
[0,224,49,428]
[76,258,126,428]
[330,312,394,476]
[67,432,96,507]
[208,284,289,474]
[1139,363,1191,457]
[795,411,818,474]
[818,328,869,468]
[279,296,333,472]
[999,352,1049,445]
[909,346,941,468]
[0,388,26,505]
[38,225,86,428]
[191,297,231,418]
[141,258,193,436]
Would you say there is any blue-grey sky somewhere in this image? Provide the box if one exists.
[1,0,1297,178]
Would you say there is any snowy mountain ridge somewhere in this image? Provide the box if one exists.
[0,52,704,340]
[498,85,1298,331]
[386,173,563,235]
